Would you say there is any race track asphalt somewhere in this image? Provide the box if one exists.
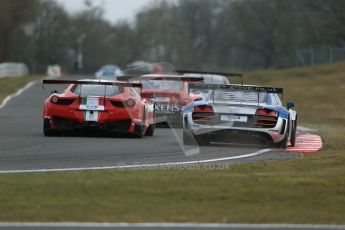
[0,76,300,173]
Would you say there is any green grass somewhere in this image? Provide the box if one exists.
[247,62,345,126]
[0,161,345,223]
[0,76,43,103]
[0,63,345,224]
[246,62,345,149]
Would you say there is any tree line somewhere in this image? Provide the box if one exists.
[1,0,345,73]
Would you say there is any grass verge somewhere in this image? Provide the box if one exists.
[0,63,344,224]
[0,76,43,104]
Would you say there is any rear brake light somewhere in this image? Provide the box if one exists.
[51,96,75,105]
[256,108,278,117]
[51,96,59,104]
[194,105,213,112]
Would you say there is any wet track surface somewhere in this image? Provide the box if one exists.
[0,77,300,172]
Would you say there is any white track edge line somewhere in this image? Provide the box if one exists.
[0,222,345,229]
[0,149,271,174]
[0,80,38,110]
[0,75,58,110]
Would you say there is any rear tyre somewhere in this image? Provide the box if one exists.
[290,118,297,147]
[43,119,57,137]
[145,124,155,136]
[275,118,290,149]
[196,134,211,146]
[133,112,145,138]
[133,124,144,138]
[183,130,196,145]
[145,110,155,136]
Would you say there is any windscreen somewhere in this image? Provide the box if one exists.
[213,90,267,103]
[185,74,230,97]
[72,85,124,97]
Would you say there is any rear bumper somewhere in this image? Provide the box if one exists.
[156,111,182,125]
[44,107,137,133]
[49,116,133,132]
[184,114,287,144]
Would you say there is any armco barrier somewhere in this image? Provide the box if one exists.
[0,63,29,78]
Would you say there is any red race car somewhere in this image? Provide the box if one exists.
[42,79,155,137]
[119,75,203,126]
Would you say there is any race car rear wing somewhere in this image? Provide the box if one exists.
[42,79,143,88]
[189,83,283,106]
[177,70,243,77]
[117,75,204,82]
[188,83,283,94]
[42,80,143,105]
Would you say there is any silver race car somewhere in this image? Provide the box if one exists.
[182,83,297,148]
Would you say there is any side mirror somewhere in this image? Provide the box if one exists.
[50,90,58,94]
[287,102,295,110]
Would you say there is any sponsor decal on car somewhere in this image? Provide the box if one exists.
[155,103,180,112]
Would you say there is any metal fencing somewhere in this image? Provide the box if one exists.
[296,46,345,66]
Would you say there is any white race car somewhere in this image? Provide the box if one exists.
[182,83,297,149]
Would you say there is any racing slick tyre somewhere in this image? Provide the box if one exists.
[183,130,196,145]
[195,134,211,146]
[133,123,144,138]
[43,119,58,137]
[275,118,290,149]
[290,117,297,147]
[145,110,155,136]
[145,124,155,136]
[134,113,146,138]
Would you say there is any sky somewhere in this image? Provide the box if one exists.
[55,0,155,23]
